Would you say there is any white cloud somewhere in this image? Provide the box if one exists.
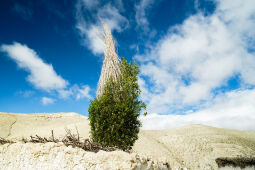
[97,4,128,32]
[76,1,128,55]
[137,0,255,115]
[17,90,35,98]
[1,42,92,102]
[141,88,255,130]
[114,0,124,11]
[77,24,105,55]
[58,88,73,99]
[80,0,99,9]
[76,85,91,100]
[58,84,92,100]
[135,0,155,32]
[1,42,68,91]
[41,97,55,105]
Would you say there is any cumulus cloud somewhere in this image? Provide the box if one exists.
[76,85,91,100]
[41,97,55,105]
[1,42,68,91]
[80,0,99,9]
[137,0,255,115]
[135,0,155,32]
[77,24,105,55]
[58,84,92,100]
[17,90,35,98]
[98,4,128,32]
[141,88,255,130]
[76,0,128,55]
[1,42,92,103]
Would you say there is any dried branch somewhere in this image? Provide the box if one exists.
[0,137,13,145]
[0,128,120,153]
[22,129,119,152]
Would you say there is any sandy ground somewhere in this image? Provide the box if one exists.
[1,112,255,169]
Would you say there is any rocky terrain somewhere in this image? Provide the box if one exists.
[1,112,255,169]
[0,142,169,170]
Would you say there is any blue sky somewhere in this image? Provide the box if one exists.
[1,0,255,130]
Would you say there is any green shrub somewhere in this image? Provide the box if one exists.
[88,57,146,150]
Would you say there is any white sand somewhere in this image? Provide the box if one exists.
[1,112,255,169]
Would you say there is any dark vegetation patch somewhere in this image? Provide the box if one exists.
[216,157,255,168]
[88,58,146,151]
[0,138,14,145]
[1,128,120,153]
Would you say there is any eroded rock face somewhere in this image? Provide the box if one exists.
[0,142,169,170]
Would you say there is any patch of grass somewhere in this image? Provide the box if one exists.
[216,157,255,168]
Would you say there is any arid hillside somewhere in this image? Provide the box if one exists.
[1,112,255,169]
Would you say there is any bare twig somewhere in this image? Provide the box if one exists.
[75,126,79,142]
[0,129,120,153]
[51,130,55,142]
[0,137,13,145]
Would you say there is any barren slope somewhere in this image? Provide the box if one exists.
[0,112,90,140]
[1,112,255,169]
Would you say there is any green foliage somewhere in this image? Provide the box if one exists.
[88,57,146,150]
